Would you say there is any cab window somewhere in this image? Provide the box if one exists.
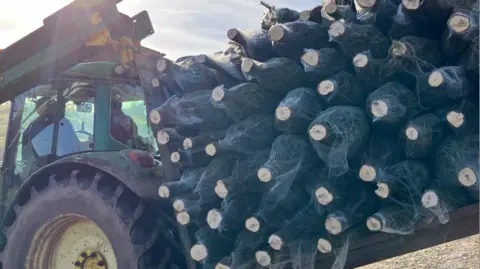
[110,84,157,153]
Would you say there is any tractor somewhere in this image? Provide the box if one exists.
[0,0,186,268]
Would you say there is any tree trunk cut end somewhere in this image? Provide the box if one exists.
[446,111,465,128]
[371,100,389,118]
[216,263,231,269]
[317,238,333,253]
[241,58,255,73]
[268,25,286,42]
[375,183,390,199]
[215,180,228,199]
[156,58,168,73]
[318,80,336,96]
[325,216,343,235]
[328,21,346,37]
[255,251,272,267]
[309,124,328,141]
[458,167,477,187]
[299,10,311,21]
[357,0,377,8]
[301,50,320,66]
[268,234,284,250]
[205,144,217,157]
[428,71,444,87]
[402,0,420,10]
[422,190,439,208]
[405,126,420,141]
[177,211,191,225]
[157,131,170,145]
[212,86,226,101]
[316,187,334,205]
[183,138,193,150]
[324,3,338,15]
[390,41,407,56]
[191,244,208,261]
[207,209,223,229]
[149,110,161,124]
[158,185,170,198]
[353,53,369,68]
[275,106,292,121]
[359,165,377,182]
[170,152,181,163]
[173,199,185,212]
[258,168,273,182]
[246,217,261,232]
[366,216,382,231]
[448,13,471,34]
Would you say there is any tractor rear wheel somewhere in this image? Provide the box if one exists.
[0,167,180,269]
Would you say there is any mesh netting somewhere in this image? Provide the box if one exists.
[208,114,279,157]
[171,147,212,168]
[402,113,446,159]
[416,66,474,109]
[355,131,405,183]
[217,149,271,199]
[227,28,275,62]
[269,21,330,64]
[182,130,227,151]
[321,3,356,22]
[268,201,326,251]
[300,48,349,87]
[216,191,266,237]
[366,204,419,235]
[435,99,479,134]
[159,167,205,199]
[401,0,454,40]
[257,135,317,201]
[194,154,241,204]
[255,183,310,231]
[151,90,232,131]
[308,106,370,176]
[191,227,236,264]
[365,82,424,130]
[354,0,397,35]
[374,161,431,215]
[458,42,479,84]
[352,51,386,93]
[327,21,390,59]
[195,51,246,82]
[275,87,324,134]
[298,5,323,24]
[421,178,474,224]
[157,57,219,94]
[241,57,306,95]
[317,71,366,107]
[435,134,479,198]
[260,1,300,30]
[231,227,272,268]
[210,83,282,122]
[156,127,195,147]
[174,198,210,226]
[387,4,417,40]
[382,36,443,77]
[324,183,379,235]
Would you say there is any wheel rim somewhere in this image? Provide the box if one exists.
[27,213,118,269]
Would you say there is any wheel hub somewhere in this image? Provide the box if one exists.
[75,249,108,269]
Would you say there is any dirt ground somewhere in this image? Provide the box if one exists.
[357,234,479,269]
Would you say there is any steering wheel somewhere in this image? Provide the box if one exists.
[75,130,93,142]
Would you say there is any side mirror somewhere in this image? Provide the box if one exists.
[132,11,154,41]
[76,103,93,113]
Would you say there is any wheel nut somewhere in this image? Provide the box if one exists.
[90,252,97,257]
[81,252,87,257]
[74,261,81,266]
[97,260,106,266]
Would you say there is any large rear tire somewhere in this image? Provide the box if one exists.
[0,167,180,269]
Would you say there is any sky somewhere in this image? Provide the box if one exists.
[0,0,318,60]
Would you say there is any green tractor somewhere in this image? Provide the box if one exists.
[0,0,187,268]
